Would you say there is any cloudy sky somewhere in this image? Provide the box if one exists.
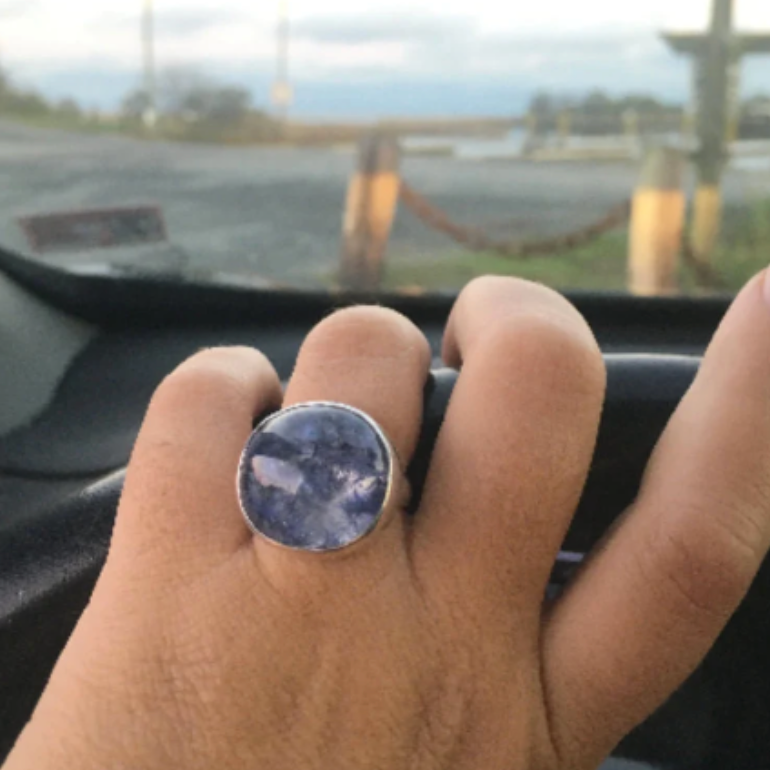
[2,0,770,117]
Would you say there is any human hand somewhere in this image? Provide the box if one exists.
[5,276,770,770]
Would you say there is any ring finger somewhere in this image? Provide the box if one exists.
[253,306,432,595]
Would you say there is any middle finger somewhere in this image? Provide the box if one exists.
[413,277,606,624]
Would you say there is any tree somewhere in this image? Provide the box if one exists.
[529,90,555,118]
[158,67,209,116]
[583,89,612,113]
[0,64,10,95]
[57,98,82,119]
[121,89,152,121]
[154,68,252,126]
[180,86,251,125]
[743,93,770,116]
[120,68,274,142]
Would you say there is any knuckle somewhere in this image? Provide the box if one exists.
[459,275,579,319]
[152,348,254,413]
[413,670,474,768]
[729,476,770,549]
[459,274,511,301]
[645,509,760,624]
[303,306,430,364]
[479,312,605,399]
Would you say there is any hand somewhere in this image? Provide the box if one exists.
[5,276,770,770]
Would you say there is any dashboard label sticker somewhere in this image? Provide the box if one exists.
[18,207,167,254]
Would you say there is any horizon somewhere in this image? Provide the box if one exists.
[2,1,770,119]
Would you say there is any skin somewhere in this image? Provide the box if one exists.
[5,274,770,769]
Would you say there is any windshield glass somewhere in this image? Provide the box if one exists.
[1,1,769,296]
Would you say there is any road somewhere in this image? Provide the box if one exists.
[1,121,769,288]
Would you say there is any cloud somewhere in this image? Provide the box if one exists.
[287,12,673,87]
[468,29,669,73]
[0,0,35,18]
[155,8,248,37]
[12,9,770,118]
[88,7,248,38]
[293,11,476,47]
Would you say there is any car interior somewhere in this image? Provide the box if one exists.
[1,250,768,769]
[3,1,770,768]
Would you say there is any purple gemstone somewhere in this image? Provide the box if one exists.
[238,403,391,551]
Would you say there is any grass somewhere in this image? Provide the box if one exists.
[383,232,630,294]
[2,111,284,145]
[382,198,770,296]
[5,111,125,135]
[709,197,770,289]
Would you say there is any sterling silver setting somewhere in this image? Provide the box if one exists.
[237,401,404,553]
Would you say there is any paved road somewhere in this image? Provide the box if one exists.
[1,121,769,288]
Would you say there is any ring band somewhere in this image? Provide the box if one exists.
[237,402,405,553]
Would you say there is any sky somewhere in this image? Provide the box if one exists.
[1,0,770,118]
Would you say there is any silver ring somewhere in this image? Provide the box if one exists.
[237,402,406,553]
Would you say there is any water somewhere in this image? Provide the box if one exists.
[402,129,528,159]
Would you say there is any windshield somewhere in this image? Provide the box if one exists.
[1,1,769,297]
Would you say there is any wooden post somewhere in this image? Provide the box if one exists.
[339,134,401,291]
[629,147,686,296]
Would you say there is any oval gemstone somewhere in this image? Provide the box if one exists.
[238,404,391,551]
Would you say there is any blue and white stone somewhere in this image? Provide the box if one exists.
[238,403,391,551]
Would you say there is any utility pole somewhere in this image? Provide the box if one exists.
[663,0,770,264]
[691,0,732,263]
[271,0,293,128]
[142,0,157,129]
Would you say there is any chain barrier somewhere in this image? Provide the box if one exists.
[680,238,728,291]
[399,181,631,259]
[399,180,728,291]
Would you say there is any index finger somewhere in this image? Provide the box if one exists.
[115,347,283,572]
[543,272,770,766]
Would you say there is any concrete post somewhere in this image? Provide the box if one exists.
[629,147,686,296]
[691,0,733,264]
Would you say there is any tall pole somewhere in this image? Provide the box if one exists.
[142,0,157,129]
[277,0,289,93]
[691,0,733,264]
[272,0,293,127]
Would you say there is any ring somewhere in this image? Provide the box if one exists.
[237,402,404,553]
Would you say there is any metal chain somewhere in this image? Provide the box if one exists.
[680,238,728,291]
[399,181,631,260]
[399,180,728,291]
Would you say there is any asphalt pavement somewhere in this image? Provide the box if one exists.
[2,121,768,288]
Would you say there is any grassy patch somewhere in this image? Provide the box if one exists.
[710,197,770,289]
[383,231,630,293]
[6,112,125,135]
[1,111,284,145]
[384,198,770,296]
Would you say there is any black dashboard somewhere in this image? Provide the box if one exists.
[1,250,768,769]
